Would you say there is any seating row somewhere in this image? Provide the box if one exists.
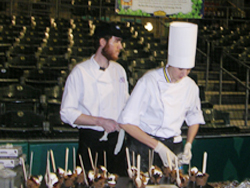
[0,83,78,137]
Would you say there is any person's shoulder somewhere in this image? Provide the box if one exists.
[137,67,162,85]
[143,67,163,79]
[79,58,92,66]
[183,76,199,89]
[68,59,91,77]
[110,61,128,76]
[72,58,91,69]
[185,76,197,84]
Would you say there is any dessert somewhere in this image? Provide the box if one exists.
[179,174,189,187]
[189,167,198,182]
[56,167,65,186]
[50,172,60,188]
[107,173,119,187]
[162,166,172,178]
[170,169,177,183]
[26,175,43,188]
[88,169,106,188]
[97,165,108,179]
[141,172,150,187]
[64,170,77,188]
[196,172,209,186]
[74,166,85,185]
[149,165,163,184]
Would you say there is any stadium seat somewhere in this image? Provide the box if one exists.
[0,67,22,87]
[8,54,38,69]
[39,56,69,70]
[43,85,77,133]
[24,68,67,92]
[68,46,95,59]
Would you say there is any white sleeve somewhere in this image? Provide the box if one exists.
[118,76,150,126]
[185,86,205,126]
[60,68,83,128]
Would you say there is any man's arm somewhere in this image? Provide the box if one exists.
[74,114,118,133]
[181,124,199,164]
[186,124,199,144]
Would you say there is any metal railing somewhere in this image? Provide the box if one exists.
[219,50,250,126]
[196,41,211,91]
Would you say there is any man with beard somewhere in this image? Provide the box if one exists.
[60,22,129,174]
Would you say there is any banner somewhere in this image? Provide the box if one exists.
[115,0,204,19]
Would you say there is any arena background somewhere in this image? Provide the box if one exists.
[0,0,250,183]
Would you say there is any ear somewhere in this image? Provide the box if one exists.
[100,38,107,47]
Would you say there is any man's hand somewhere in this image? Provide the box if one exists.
[154,141,177,168]
[97,117,118,133]
[181,142,192,164]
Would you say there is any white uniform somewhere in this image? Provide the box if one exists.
[60,55,129,131]
[118,67,205,139]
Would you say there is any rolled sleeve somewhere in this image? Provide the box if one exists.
[185,89,205,126]
[60,68,83,128]
[60,108,82,128]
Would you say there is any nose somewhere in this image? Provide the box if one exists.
[118,41,123,50]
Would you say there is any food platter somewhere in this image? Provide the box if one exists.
[146,185,178,188]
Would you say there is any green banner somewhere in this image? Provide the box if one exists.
[115,0,204,19]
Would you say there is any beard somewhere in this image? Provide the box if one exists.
[101,43,119,61]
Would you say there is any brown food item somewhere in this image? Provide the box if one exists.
[64,173,77,187]
[189,167,198,182]
[26,175,43,188]
[56,167,65,185]
[196,172,209,186]
[107,173,119,188]
[88,168,107,188]
[92,177,106,188]
[53,182,61,188]
[162,166,172,177]
[170,169,177,183]
[98,165,108,179]
[179,174,189,187]
[76,172,85,184]
[74,166,85,184]
[141,173,150,187]
[49,173,61,188]
[26,179,40,188]
[149,165,162,184]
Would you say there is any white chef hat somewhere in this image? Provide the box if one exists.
[167,21,198,69]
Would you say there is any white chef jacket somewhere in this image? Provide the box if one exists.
[118,67,205,139]
[60,55,129,131]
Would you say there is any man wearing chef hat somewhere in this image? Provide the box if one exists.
[60,22,129,174]
[117,21,205,171]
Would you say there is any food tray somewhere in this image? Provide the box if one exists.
[146,185,178,188]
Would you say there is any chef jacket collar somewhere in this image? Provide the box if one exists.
[92,54,109,71]
[91,55,113,83]
[164,64,172,83]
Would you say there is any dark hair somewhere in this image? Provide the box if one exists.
[94,35,112,51]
